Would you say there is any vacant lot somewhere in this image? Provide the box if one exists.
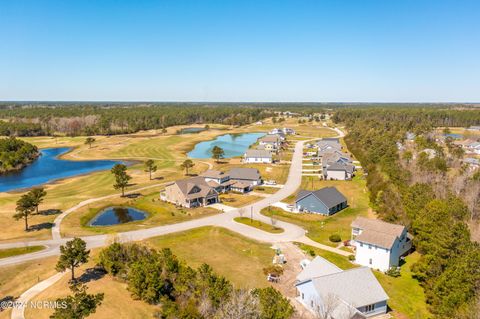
[145,227,273,288]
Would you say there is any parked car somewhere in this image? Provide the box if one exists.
[265,180,277,185]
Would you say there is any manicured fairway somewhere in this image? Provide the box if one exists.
[0,246,44,259]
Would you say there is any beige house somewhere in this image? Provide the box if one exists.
[162,176,219,208]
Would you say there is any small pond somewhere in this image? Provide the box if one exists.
[187,132,265,159]
[89,206,148,226]
[178,127,207,134]
[444,133,463,139]
[0,147,124,193]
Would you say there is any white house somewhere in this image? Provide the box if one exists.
[244,149,272,163]
[258,134,282,151]
[295,256,389,318]
[351,217,412,272]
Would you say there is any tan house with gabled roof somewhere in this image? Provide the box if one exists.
[162,176,219,208]
[351,217,412,272]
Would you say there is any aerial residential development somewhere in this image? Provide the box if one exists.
[1,1,479,319]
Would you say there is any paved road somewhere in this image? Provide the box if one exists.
[0,138,310,267]
[4,127,349,319]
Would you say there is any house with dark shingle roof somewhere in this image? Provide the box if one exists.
[295,187,347,215]
[351,217,413,272]
[163,176,219,208]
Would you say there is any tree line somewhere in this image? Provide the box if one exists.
[334,108,480,318]
[0,137,39,173]
[0,105,271,136]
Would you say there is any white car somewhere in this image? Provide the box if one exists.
[264,180,277,185]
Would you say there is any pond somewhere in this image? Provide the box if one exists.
[444,133,463,139]
[178,127,207,134]
[187,132,265,159]
[89,206,147,226]
[0,147,124,193]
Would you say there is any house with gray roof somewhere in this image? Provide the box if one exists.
[163,176,219,208]
[295,187,347,215]
[200,169,235,193]
[351,217,412,272]
[228,167,263,186]
[244,149,273,163]
[295,256,389,318]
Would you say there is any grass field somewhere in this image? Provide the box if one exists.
[0,246,45,259]
[375,252,431,319]
[234,217,284,233]
[144,227,273,288]
[294,242,356,270]
[219,193,263,207]
[0,256,59,319]
[19,226,275,319]
[61,189,218,237]
[264,173,371,247]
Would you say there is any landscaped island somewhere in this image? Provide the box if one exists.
[0,137,39,174]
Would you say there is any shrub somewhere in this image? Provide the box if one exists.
[329,234,342,243]
[348,254,355,261]
[308,249,315,257]
[386,267,401,277]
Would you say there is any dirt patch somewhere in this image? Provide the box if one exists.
[271,242,315,319]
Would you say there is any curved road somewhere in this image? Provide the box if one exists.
[4,126,347,319]
[0,127,346,267]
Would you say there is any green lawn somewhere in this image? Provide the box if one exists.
[234,217,284,233]
[144,226,273,288]
[61,190,218,237]
[0,246,45,259]
[294,242,355,270]
[263,174,371,247]
[375,252,431,319]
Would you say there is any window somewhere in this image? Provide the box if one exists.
[301,293,304,300]
[360,243,363,247]
[369,258,372,265]
[368,244,372,249]
[365,304,375,312]
[310,300,313,307]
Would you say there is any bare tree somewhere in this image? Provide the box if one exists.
[313,294,358,319]
[270,216,278,229]
[214,289,260,319]
[238,208,246,218]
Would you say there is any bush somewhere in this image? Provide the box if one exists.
[386,267,401,277]
[329,234,342,243]
[348,254,355,261]
[308,249,315,257]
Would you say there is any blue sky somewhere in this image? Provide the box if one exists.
[1,0,479,102]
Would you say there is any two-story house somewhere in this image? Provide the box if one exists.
[351,217,412,272]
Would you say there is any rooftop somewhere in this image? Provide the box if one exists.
[244,149,272,158]
[296,187,347,209]
[228,167,262,180]
[352,217,406,249]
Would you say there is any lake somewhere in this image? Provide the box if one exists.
[0,147,123,193]
[89,206,147,226]
[187,132,265,159]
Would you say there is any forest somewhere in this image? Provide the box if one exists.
[0,137,39,173]
[0,104,272,136]
[333,108,480,318]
